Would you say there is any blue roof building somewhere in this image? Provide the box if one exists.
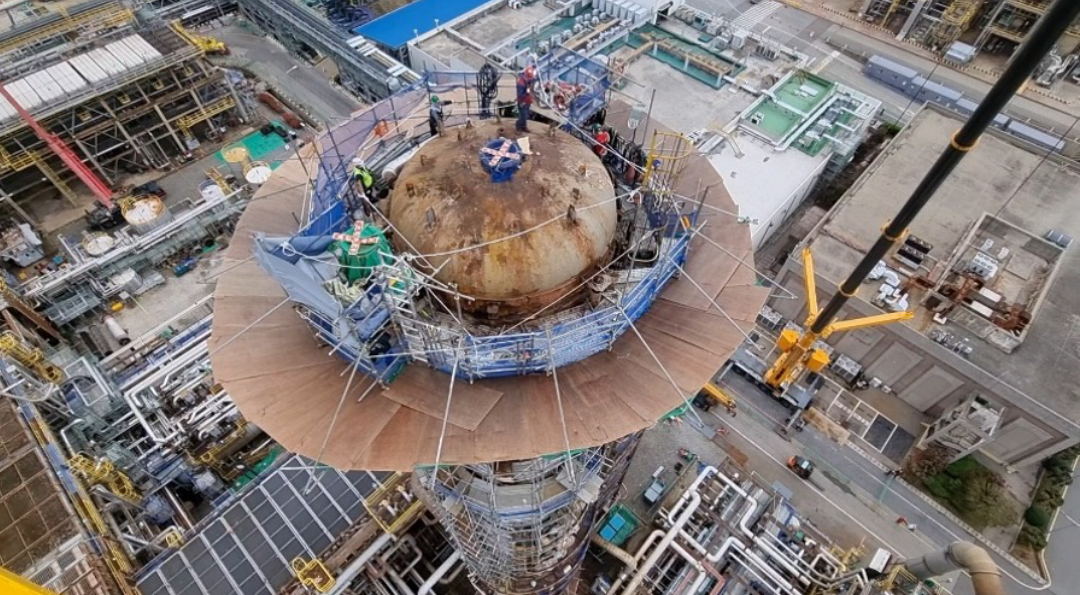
[353,0,491,55]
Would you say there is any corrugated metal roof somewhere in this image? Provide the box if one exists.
[353,0,490,50]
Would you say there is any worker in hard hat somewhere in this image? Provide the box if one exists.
[352,163,377,216]
[428,95,451,137]
[516,66,536,133]
[353,164,375,192]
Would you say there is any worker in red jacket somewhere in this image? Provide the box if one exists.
[593,124,610,157]
[516,66,536,132]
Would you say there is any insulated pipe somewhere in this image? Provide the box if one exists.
[903,542,1004,595]
[726,543,795,595]
[634,530,666,563]
[621,490,702,595]
[386,569,415,595]
[591,533,638,570]
[416,551,461,595]
[163,488,194,531]
[327,533,395,595]
[609,529,665,594]
[732,491,814,588]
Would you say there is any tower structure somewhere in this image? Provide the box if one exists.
[211,63,767,595]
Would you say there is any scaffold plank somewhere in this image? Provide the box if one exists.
[381,370,503,431]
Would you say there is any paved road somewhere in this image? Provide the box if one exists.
[1043,461,1080,594]
[213,26,362,124]
[716,371,1055,595]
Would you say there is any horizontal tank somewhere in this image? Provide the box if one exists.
[388,121,617,320]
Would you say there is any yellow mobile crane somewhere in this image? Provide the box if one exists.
[737,0,1080,423]
[760,247,913,391]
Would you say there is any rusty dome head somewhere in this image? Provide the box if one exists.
[387,121,617,320]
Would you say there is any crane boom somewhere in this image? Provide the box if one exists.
[0,84,113,206]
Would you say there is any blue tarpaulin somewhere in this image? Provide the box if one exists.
[353,0,489,49]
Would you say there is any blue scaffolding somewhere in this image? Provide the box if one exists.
[255,64,695,385]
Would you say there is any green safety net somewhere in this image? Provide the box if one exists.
[328,222,393,284]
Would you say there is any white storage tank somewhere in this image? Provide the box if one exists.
[82,233,116,257]
[199,180,226,201]
[103,315,130,345]
[109,269,143,294]
[122,195,173,234]
[244,160,273,185]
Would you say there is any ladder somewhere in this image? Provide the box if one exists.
[379,262,428,359]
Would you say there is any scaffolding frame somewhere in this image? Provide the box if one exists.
[0,4,242,219]
[413,432,641,595]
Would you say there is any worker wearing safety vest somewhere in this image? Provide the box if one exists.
[353,165,374,192]
[516,66,536,132]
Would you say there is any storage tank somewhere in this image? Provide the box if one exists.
[221,144,251,181]
[122,195,173,234]
[81,233,116,257]
[244,160,273,185]
[109,269,143,294]
[387,120,617,320]
[199,180,227,201]
[103,315,130,346]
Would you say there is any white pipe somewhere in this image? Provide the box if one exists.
[327,533,395,595]
[726,543,793,595]
[634,530,665,563]
[621,490,701,595]
[591,533,637,570]
[387,569,415,595]
[609,529,665,594]
[668,541,708,595]
[417,551,461,595]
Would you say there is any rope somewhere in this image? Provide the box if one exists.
[412,192,627,259]
[430,338,463,487]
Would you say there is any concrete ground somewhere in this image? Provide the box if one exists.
[211,25,363,124]
[110,254,223,341]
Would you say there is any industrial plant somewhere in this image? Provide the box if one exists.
[0,0,1076,594]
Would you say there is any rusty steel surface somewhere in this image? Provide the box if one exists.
[211,103,769,470]
[388,122,616,317]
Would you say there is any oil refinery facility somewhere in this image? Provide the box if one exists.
[0,0,1067,593]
